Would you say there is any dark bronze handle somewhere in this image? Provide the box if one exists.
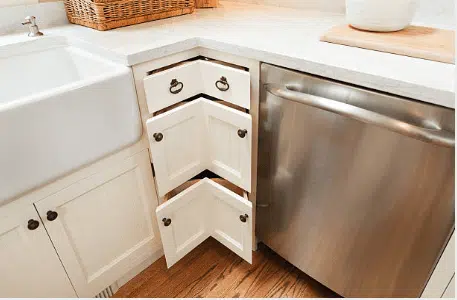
[153,133,163,142]
[239,214,248,223]
[215,76,230,91]
[162,218,172,227]
[46,210,58,221]
[237,129,248,138]
[169,79,184,94]
[27,219,40,230]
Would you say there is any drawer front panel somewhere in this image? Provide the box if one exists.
[200,60,250,110]
[144,60,250,114]
[144,61,202,114]
[146,100,207,197]
[204,100,252,192]
[156,178,252,268]
[146,98,252,196]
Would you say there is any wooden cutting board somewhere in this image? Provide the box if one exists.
[320,24,455,64]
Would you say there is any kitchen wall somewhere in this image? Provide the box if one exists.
[0,0,454,35]
[229,0,346,13]
[229,0,455,27]
[0,0,67,35]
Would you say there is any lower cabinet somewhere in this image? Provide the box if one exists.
[33,149,160,297]
[0,149,161,298]
[0,203,76,297]
[156,178,252,268]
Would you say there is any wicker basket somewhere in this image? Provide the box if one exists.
[64,0,195,31]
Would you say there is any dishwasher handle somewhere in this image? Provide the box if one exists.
[265,84,455,148]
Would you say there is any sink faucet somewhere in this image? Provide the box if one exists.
[22,16,43,37]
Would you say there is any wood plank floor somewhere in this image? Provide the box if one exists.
[115,238,339,298]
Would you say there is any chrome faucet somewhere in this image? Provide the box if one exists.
[22,16,43,37]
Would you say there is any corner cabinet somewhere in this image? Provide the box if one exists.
[156,178,252,268]
[0,203,76,298]
[134,50,260,269]
[0,148,161,298]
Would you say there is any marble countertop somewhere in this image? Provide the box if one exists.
[2,1,454,108]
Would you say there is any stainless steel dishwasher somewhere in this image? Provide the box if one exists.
[257,63,455,298]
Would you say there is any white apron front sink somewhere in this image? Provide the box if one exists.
[0,37,142,203]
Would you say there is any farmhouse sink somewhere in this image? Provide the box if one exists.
[0,37,142,203]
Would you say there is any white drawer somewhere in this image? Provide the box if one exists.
[146,98,252,196]
[143,60,251,113]
[156,178,252,268]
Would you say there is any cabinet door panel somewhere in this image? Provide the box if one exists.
[156,179,210,268]
[0,204,76,297]
[204,100,252,192]
[156,178,252,268]
[208,180,252,264]
[34,150,159,297]
[147,100,207,196]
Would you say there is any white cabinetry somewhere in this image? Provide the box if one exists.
[0,147,160,298]
[33,150,159,297]
[422,232,455,298]
[143,60,250,113]
[147,98,252,196]
[156,178,252,267]
[138,53,258,269]
[0,202,76,297]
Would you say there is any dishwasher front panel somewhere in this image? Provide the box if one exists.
[257,63,455,298]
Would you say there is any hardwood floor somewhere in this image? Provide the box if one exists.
[114,238,339,298]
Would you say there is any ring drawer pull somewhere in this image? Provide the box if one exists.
[239,214,248,223]
[162,218,172,227]
[169,79,184,94]
[215,76,230,91]
[237,129,248,138]
[46,210,58,221]
[27,219,40,230]
[153,133,163,142]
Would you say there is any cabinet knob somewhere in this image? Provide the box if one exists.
[46,210,58,221]
[162,218,172,227]
[169,79,184,94]
[27,219,40,230]
[153,133,163,142]
[215,76,230,91]
[239,214,248,223]
[237,129,248,138]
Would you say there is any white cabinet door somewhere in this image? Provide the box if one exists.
[156,178,252,268]
[422,232,455,298]
[0,203,76,298]
[204,100,252,192]
[443,276,455,298]
[147,98,252,196]
[34,150,160,297]
[146,100,208,197]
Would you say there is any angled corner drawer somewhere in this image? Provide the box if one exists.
[155,178,252,268]
[143,60,251,113]
[146,98,252,197]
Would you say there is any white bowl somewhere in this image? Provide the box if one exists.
[346,0,419,32]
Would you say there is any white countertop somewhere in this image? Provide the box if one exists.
[1,1,454,108]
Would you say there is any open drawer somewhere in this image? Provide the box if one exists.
[146,98,252,196]
[156,178,252,268]
[143,60,251,113]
